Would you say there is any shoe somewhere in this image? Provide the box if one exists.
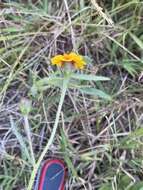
[34,159,66,190]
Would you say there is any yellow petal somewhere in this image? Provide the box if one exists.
[74,60,86,69]
[51,55,63,67]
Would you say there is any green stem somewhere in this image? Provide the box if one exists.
[27,78,69,190]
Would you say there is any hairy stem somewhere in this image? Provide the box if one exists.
[27,78,69,190]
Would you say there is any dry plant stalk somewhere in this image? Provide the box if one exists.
[91,0,114,26]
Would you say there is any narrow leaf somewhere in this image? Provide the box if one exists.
[36,77,63,86]
[10,116,31,164]
[80,87,112,100]
[130,33,143,50]
[72,73,110,81]
[33,77,64,92]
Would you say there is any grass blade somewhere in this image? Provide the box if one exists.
[130,33,143,50]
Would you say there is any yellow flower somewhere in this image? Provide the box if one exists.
[51,52,86,70]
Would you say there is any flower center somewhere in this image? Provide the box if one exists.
[63,54,73,61]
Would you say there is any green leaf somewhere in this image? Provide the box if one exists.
[130,33,143,50]
[0,27,24,33]
[122,61,138,77]
[99,183,112,190]
[71,73,110,82]
[129,127,143,138]
[10,116,31,164]
[31,76,64,95]
[118,175,132,188]
[80,87,112,100]
[117,127,143,150]
[36,76,63,87]
[130,182,143,190]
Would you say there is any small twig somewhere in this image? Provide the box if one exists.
[91,0,114,26]
[63,0,77,51]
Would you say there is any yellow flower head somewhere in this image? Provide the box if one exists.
[51,52,86,70]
